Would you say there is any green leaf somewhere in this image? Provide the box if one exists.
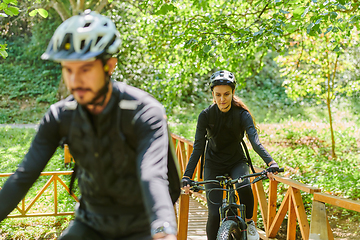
[0,44,8,59]
[336,3,346,10]
[324,26,333,35]
[29,9,37,17]
[330,12,338,19]
[333,45,340,52]
[293,7,306,19]
[280,9,290,14]
[286,23,298,33]
[4,6,19,16]
[154,4,177,15]
[203,44,211,53]
[37,8,48,18]
[315,18,322,24]
[301,7,310,18]
[0,2,7,10]
[4,0,17,4]
[254,29,263,36]
[349,15,359,24]
[337,0,345,4]
[0,50,8,59]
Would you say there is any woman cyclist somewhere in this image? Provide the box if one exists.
[182,70,279,240]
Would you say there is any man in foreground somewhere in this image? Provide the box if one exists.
[0,10,179,240]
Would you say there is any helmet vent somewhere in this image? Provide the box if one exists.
[96,36,102,45]
[84,23,91,28]
[104,23,108,27]
[80,40,85,50]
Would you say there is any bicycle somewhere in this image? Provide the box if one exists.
[188,167,284,240]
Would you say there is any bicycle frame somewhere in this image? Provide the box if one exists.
[217,176,247,231]
[189,168,284,240]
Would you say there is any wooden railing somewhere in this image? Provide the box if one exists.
[1,171,78,218]
[171,133,360,240]
[3,134,359,240]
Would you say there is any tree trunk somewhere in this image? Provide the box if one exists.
[325,53,339,159]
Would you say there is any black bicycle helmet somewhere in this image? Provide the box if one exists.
[210,70,236,90]
[41,10,121,62]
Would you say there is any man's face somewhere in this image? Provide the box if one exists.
[61,59,106,105]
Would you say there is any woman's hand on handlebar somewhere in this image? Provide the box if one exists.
[181,177,193,194]
[266,161,280,181]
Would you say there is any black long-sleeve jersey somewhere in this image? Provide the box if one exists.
[0,81,177,238]
[184,103,274,178]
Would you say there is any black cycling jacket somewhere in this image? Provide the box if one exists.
[184,103,274,178]
[0,81,177,238]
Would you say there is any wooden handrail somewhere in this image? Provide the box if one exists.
[2,171,78,218]
[313,192,360,212]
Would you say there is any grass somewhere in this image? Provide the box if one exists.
[0,127,76,239]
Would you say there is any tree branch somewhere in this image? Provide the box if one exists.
[296,38,304,69]
[86,0,97,10]
[258,1,270,19]
[69,0,76,14]
[78,0,85,11]
[50,0,71,21]
[95,0,109,13]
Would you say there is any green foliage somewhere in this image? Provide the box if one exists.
[0,0,19,58]
[0,127,77,239]
[0,9,62,124]
[29,8,48,18]
[250,122,360,200]
[0,0,49,59]
[0,127,79,239]
[0,43,7,59]
[0,0,19,18]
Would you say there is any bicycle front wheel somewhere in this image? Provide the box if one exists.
[216,220,242,240]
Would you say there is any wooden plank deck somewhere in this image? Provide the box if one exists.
[186,197,208,240]
[180,196,270,240]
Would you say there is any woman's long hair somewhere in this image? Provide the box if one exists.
[232,95,259,132]
[211,86,259,132]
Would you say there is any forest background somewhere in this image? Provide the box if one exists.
[0,0,359,239]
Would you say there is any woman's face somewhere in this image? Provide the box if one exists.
[212,85,234,112]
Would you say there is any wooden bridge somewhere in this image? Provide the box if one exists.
[1,134,360,240]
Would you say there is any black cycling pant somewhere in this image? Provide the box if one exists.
[204,161,254,240]
[59,219,152,240]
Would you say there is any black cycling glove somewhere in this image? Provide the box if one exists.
[267,162,280,173]
[181,177,194,187]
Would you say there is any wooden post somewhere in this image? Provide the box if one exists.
[254,180,268,230]
[292,188,309,240]
[309,200,330,240]
[177,193,190,240]
[287,190,297,240]
[54,175,58,214]
[267,180,278,234]
[64,144,71,165]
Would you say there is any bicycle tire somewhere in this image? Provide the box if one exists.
[216,220,242,240]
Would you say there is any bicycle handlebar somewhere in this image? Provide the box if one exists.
[189,167,284,190]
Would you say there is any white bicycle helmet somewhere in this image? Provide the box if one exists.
[41,10,121,61]
[210,70,236,90]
